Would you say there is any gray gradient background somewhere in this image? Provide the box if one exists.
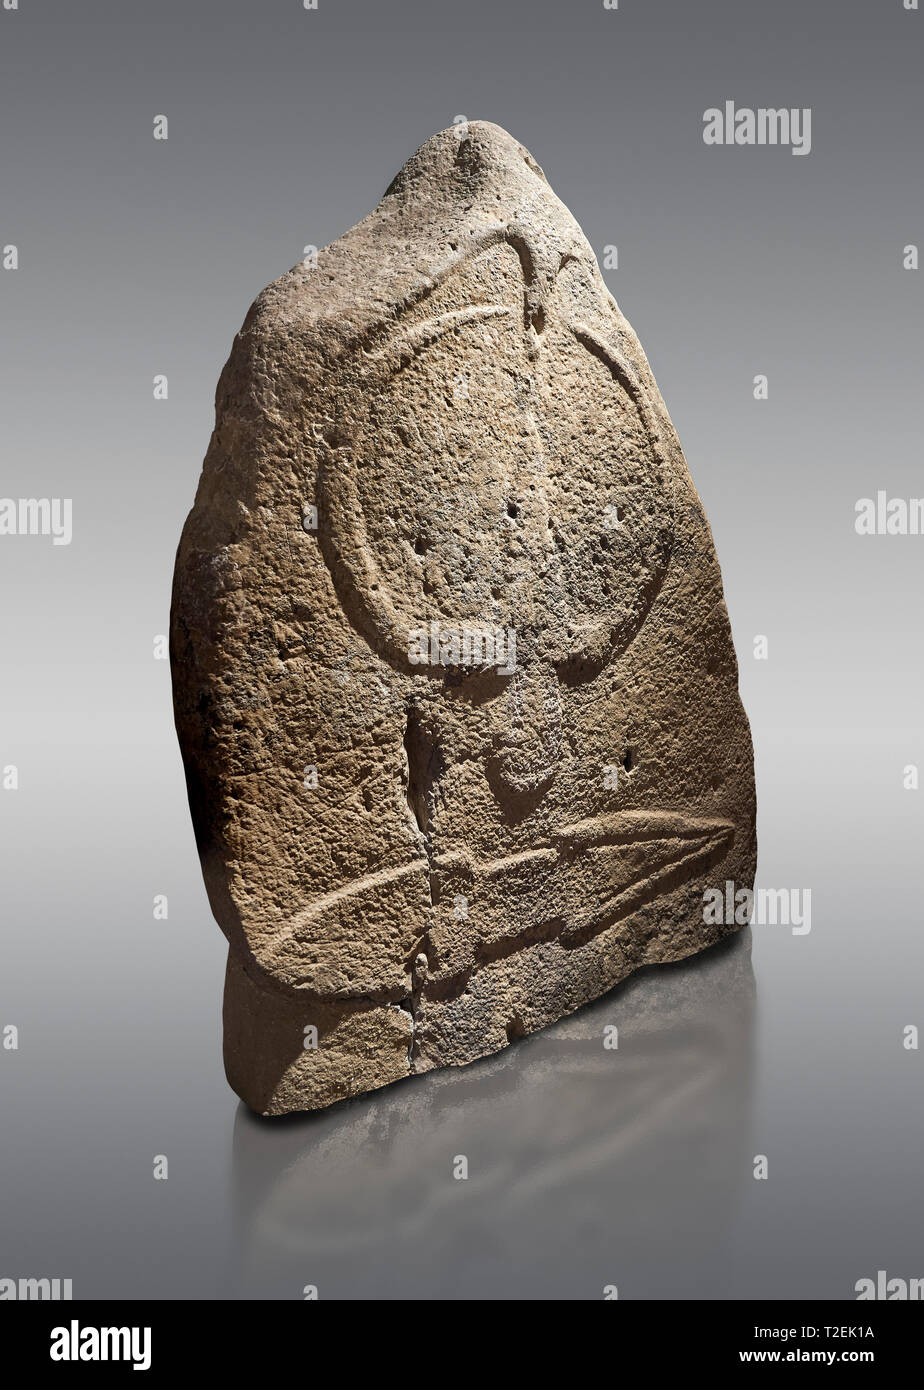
[1,0,922,1299]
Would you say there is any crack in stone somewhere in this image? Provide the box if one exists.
[401,704,443,1067]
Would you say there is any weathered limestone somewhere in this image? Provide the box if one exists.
[171,121,757,1115]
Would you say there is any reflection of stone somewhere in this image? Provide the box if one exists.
[230,930,755,1299]
[171,121,757,1114]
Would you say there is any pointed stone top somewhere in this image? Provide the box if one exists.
[384,120,549,200]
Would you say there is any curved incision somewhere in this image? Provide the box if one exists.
[259,811,735,1002]
[315,222,676,683]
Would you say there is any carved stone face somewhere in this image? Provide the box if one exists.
[171,122,757,1115]
[316,226,676,810]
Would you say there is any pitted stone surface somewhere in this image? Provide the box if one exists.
[171,122,757,1115]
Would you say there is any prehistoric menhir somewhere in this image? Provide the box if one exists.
[171,122,757,1115]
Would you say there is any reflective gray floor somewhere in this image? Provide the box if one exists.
[230,931,755,1300]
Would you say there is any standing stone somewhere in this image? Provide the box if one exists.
[171,121,757,1116]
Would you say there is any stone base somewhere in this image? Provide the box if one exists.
[224,876,752,1115]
